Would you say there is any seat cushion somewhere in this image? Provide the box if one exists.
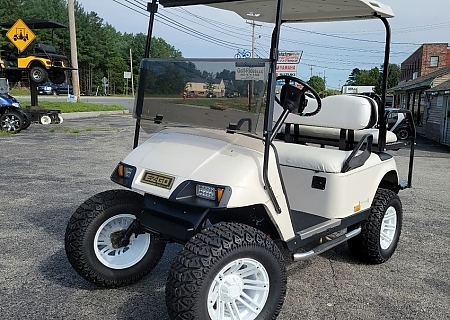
[273,141,380,173]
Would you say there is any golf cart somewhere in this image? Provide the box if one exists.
[64,1,416,319]
[0,43,71,84]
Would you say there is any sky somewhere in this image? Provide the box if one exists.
[77,0,450,90]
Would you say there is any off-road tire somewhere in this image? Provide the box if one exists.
[65,189,166,288]
[0,110,23,133]
[30,66,48,84]
[49,70,66,85]
[348,188,402,264]
[166,223,286,320]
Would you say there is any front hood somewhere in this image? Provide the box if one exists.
[123,127,265,198]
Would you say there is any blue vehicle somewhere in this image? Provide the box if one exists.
[0,93,29,133]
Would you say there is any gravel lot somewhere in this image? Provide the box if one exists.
[0,114,448,319]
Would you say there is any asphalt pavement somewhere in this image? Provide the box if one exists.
[0,114,449,320]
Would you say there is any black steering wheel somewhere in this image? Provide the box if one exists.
[275,75,322,117]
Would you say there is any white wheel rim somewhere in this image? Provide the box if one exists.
[58,115,63,123]
[93,214,150,269]
[40,115,51,124]
[380,206,397,250]
[207,258,270,320]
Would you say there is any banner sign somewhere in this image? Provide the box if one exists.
[278,51,303,64]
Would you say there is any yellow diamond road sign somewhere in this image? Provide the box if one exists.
[6,19,36,53]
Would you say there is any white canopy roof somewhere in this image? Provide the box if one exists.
[207,0,394,23]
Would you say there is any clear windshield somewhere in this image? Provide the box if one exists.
[134,58,270,135]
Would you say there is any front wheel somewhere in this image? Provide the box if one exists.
[0,111,23,133]
[65,189,166,288]
[30,66,48,84]
[166,223,286,320]
[348,188,402,264]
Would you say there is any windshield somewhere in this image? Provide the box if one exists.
[134,58,270,136]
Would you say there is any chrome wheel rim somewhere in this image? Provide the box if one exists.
[207,258,270,320]
[1,114,21,132]
[380,206,397,250]
[94,214,150,269]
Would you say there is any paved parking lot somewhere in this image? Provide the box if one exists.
[0,114,449,319]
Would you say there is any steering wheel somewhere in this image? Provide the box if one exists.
[275,75,322,117]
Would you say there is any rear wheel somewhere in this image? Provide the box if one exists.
[65,189,166,288]
[22,113,31,129]
[348,188,402,264]
[0,110,23,133]
[49,70,66,84]
[166,223,286,320]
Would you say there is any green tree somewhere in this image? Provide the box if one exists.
[375,64,401,94]
[307,75,325,93]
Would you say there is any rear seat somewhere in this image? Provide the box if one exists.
[274,94,397,148]
[273,94,389,173]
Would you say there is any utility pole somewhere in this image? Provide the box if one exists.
[246,20,262,111]
[310,65,313,78]
[68,0,80,102]
[130,48,134,97]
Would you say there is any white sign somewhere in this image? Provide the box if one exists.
[276,72,297,77]
[235,62,266,81]
[124,72,132,79]
[278,51,303,64]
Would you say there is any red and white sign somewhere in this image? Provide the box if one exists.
[278,51,302,64]
[276,64,297,72]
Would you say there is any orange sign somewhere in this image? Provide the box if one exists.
[6,19,36,52]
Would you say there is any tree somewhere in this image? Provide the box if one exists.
[307,75,325,93]
[375,64,401,94]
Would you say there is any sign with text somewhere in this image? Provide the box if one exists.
[278,51,302,64]
[6,19,36,52]
[124,72,132,79]
[276,64,297,72]
[235,62,266,81]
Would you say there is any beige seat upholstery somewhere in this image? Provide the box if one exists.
[273,94,388,173]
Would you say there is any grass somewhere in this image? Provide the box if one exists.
[25,101,126,113]
[10,88,31,96]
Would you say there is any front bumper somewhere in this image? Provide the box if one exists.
[137,193,210,243]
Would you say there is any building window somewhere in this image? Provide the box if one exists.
[430,56,439,67]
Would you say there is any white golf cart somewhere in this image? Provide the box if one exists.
[65,1,416,319]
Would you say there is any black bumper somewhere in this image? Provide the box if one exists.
[137,193,210,243]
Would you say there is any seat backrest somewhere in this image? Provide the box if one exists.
[274,94,378,130]
[34,43,57,54]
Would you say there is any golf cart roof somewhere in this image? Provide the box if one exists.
[159,0,394,23]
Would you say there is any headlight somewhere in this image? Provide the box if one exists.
[110,163,136,188]
[12,102,20,108]
[117,164,134,178]
[196,184,224,202]
[45,86,52,90]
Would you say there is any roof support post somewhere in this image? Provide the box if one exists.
[376,15,391,152]
[262,0,284,213]
[134,0,158,149]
